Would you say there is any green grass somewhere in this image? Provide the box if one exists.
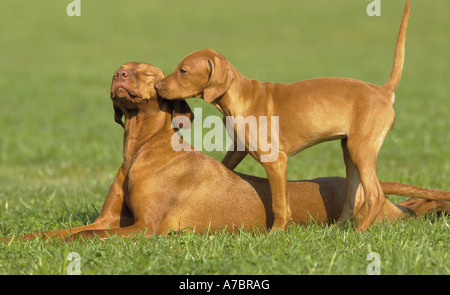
[0,0,449,275]
[1,219,448,275]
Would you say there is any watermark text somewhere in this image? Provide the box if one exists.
[366,0,381,17]
[366,252,381,275]
[171,108,280,162]
[66,0,81,17]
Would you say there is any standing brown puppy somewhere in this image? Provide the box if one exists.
[155,1,411,231]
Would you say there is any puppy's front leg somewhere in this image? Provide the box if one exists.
[222,116,248,170]
[222,150,247,170]
[261,152,291,231]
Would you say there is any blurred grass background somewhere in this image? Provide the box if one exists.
[0,0,448,274]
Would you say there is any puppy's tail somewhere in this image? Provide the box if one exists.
[383,0,411,94]
[381,181,450,201]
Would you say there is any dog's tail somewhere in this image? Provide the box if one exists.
[383,0,411,93]
[381,181,450,201]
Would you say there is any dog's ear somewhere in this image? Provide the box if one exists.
[203,56,234,103]
[114,105,125,128]
[172,99,194,128]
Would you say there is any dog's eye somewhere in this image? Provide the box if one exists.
[179,68,187,74]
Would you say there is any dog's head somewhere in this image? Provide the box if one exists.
[111,62,193,127]
[154,49,235,103]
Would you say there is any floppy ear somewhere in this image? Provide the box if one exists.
[172,99,194,128]
[114,105,125,128]
[203,56,234,103]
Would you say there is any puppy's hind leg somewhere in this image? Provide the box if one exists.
[345,136,387,231]
[337,139,365,225]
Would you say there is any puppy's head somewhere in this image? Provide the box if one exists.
[155,49,234,103]
[111,62,193,127]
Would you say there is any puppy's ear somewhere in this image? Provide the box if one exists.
[172,99,194,128]
[114,105,125,128]
[203,56,234,103]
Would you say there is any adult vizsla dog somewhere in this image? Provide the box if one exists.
[5,61,449,242]
[154,1,412,231]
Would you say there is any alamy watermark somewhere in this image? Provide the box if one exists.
[366,0,381,17]
[66,0,81,17]
[171,108,280,162]
[66,252,81,275]
[66,0,380,18]
[366,252,381,275]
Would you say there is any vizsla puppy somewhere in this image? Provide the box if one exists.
[154,1,412,231]
[4,61,449,242]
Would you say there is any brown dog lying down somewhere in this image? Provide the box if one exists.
[6,62,449,242]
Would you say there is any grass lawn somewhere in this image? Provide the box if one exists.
[0,0,448,275]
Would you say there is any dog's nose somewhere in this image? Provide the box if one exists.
[114,69,129,81]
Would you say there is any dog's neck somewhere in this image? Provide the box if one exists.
[120,98,175,164]
[213,66,265,117]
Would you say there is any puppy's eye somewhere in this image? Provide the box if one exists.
[179,68,187,74]
[142,72,154,77]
